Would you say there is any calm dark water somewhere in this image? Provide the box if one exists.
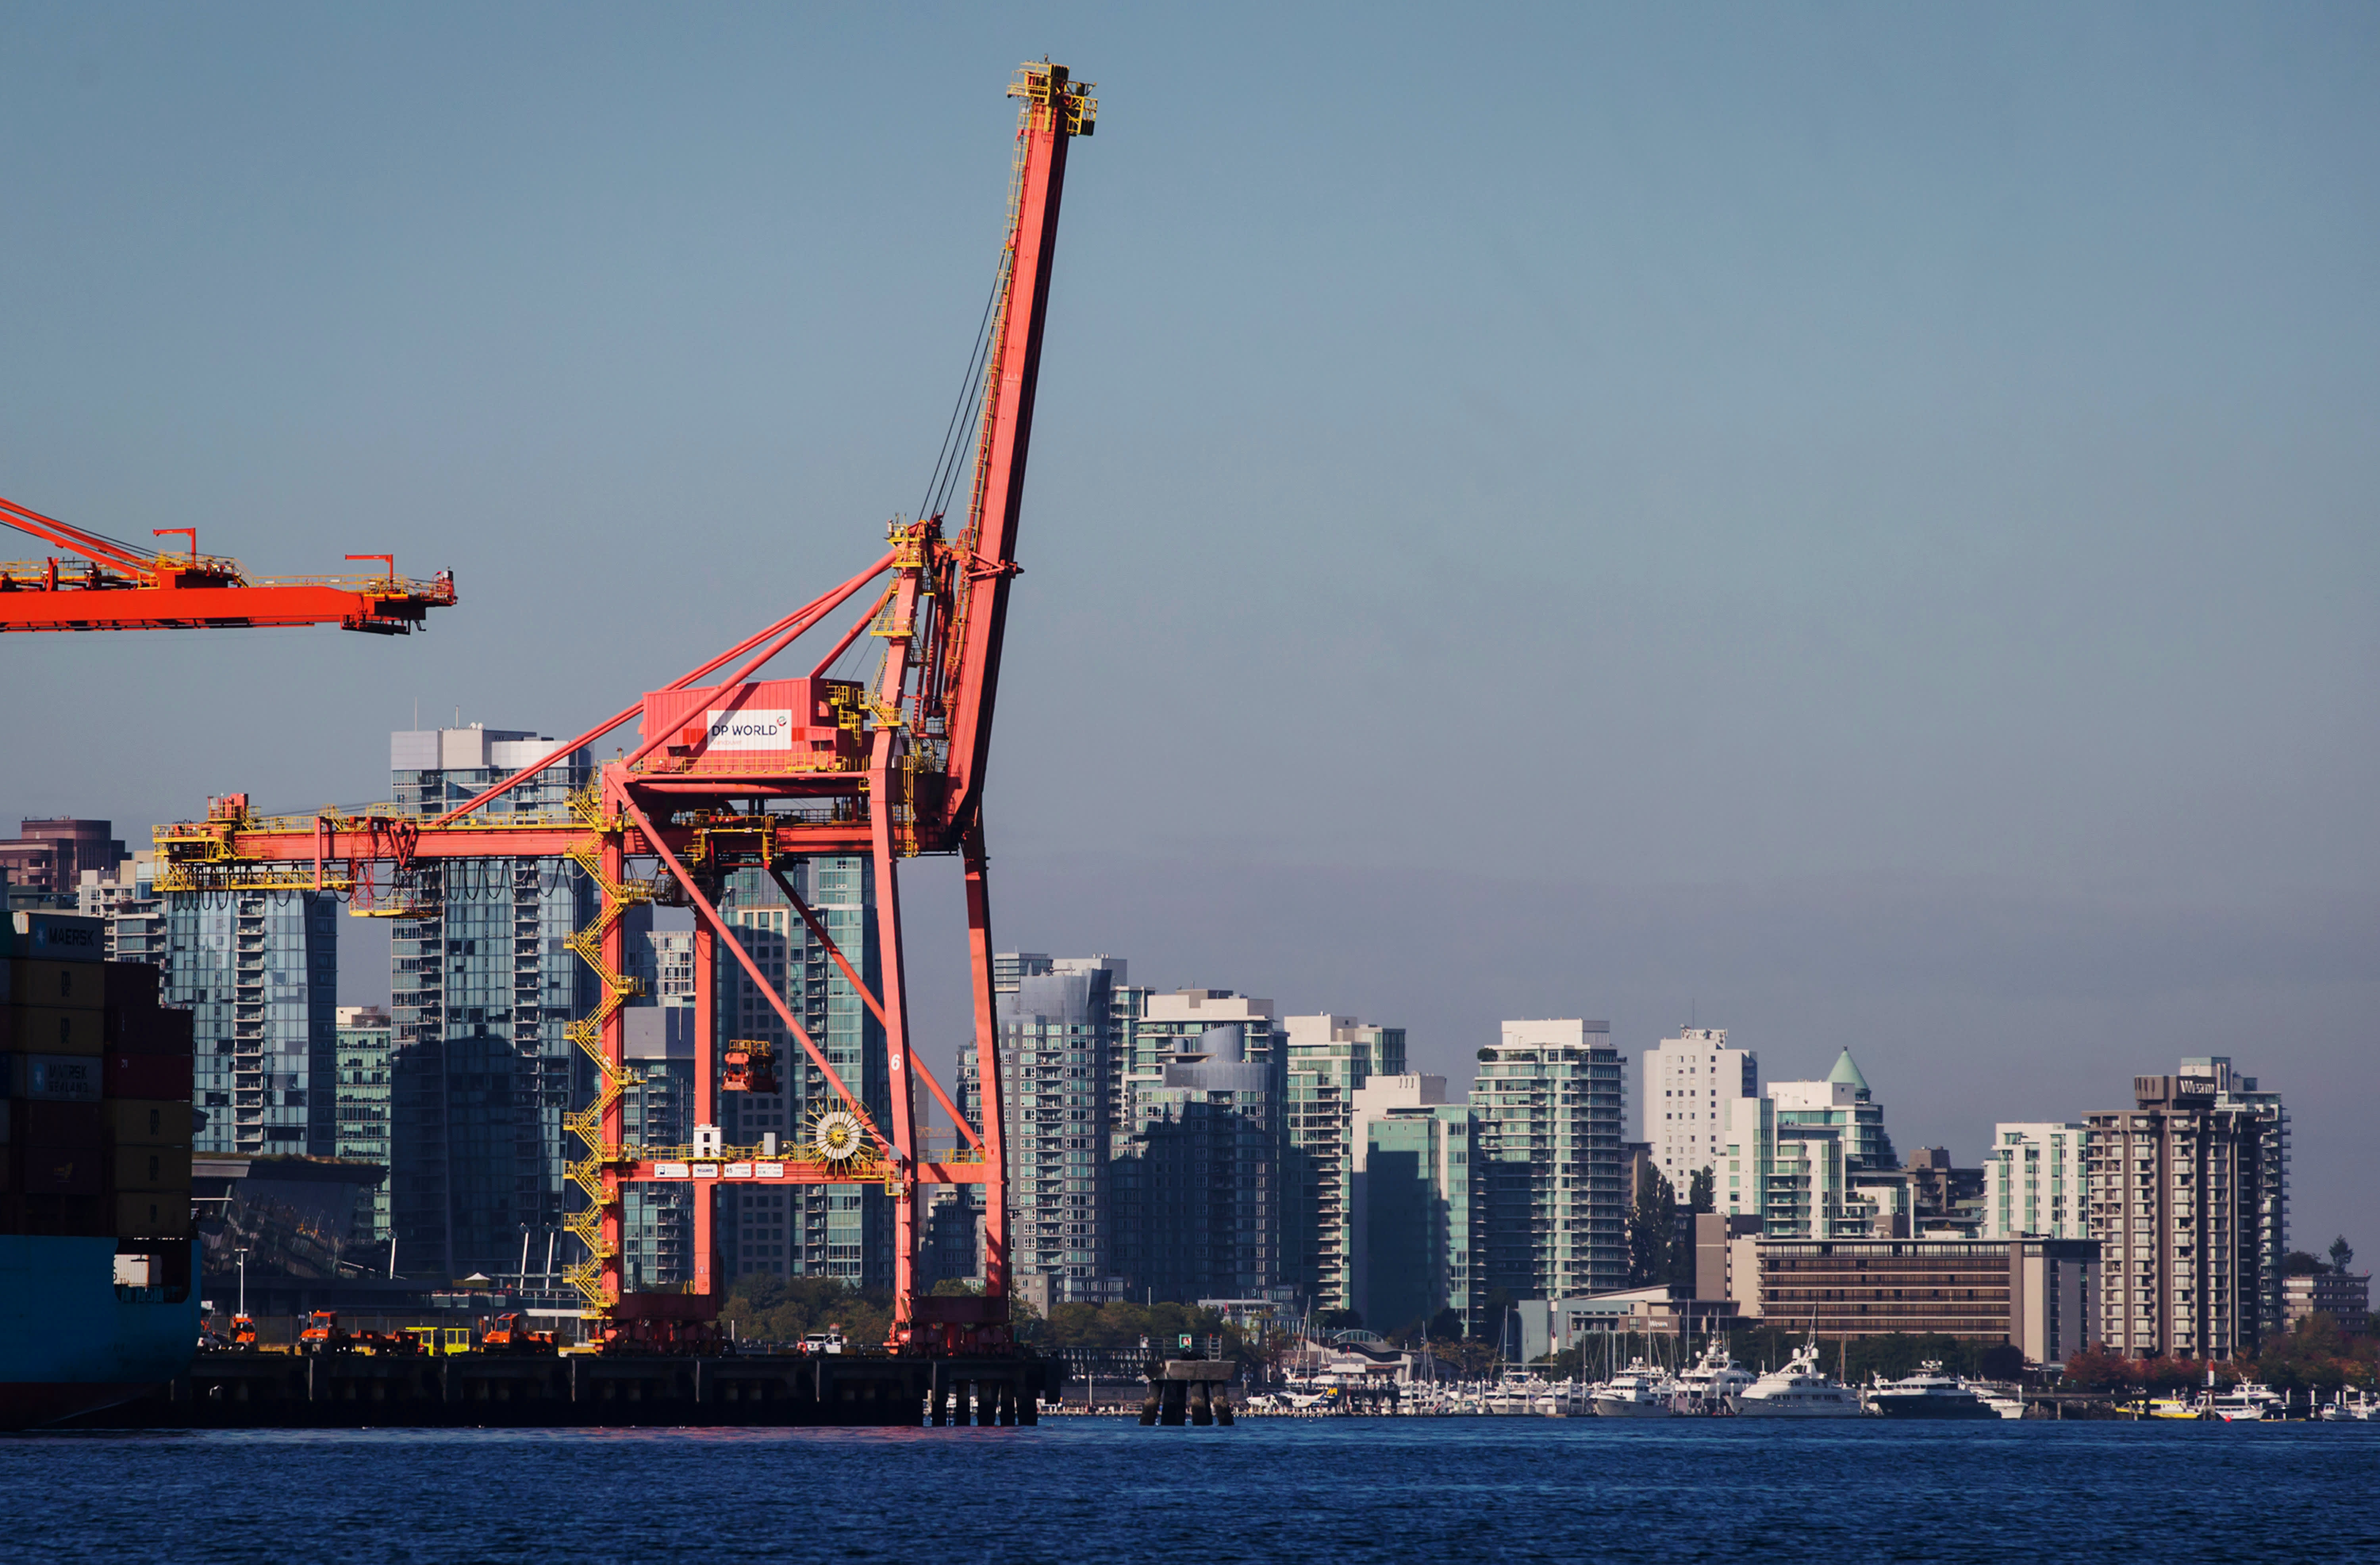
[6,1418,2374,1564]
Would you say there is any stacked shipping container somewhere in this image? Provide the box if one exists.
[0,912,193,1246]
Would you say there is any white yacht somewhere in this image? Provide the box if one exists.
[1736,1342,1863,1418]
[1977,1386,2027,1420]
[1676,1340,1757,1413]
[2206,1382,2283,1422]
[1866,1361,1998,1420]
[1591,1359,1681,1417]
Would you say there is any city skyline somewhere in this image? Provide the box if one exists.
[2,6,2370,1255]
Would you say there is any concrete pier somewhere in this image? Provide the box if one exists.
[74,1352,1064,1429]
[1138,1360,1235,1428]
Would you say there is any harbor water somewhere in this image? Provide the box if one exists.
[6,1417,2375,1563]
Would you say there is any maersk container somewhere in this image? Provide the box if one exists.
[103,1100,191,1146]
[0,960,103,1008]
[0,1007,105,1056]
[0,912,106,963]
[108,1143,191,1192]
[111,1193,189,1240]
[21,1056,102,1102]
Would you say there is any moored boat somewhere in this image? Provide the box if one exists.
[1736,1342,1862,1418]
[1591,1359,1681,1417]
[1676,1339,1756,1414]
[1866,1361,1999,1420]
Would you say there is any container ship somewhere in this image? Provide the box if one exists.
[1,910,198,1430]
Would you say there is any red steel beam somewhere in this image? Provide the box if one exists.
[0,582,448,634]
[765,865,982,1152]
[425,548,895,828]
[935,65,1086,843]
[611,785,892,1157]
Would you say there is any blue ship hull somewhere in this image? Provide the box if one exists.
[0,1234,199,1430]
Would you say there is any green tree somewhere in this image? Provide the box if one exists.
[720,1274,891,1348]
[1626,1165,1678,1287]
[1425,1307,1464,1343]
[2329,1235,2355,1274]
[2283,1250,2327,1276]
[1686,1166,1716,1216]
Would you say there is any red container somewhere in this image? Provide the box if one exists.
[21,1100,103,1145]
[104,1004,196,1056]
[637,678,864,772]
[102,960,161,1011]
[102,1053,192,1100]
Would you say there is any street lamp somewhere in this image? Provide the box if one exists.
[234,1246,249,1317]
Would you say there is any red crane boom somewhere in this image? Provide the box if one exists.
[0,493,455,634]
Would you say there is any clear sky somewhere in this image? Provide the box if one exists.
[3,5,2372,1253]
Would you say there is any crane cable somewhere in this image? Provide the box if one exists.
[915,250,1006,526]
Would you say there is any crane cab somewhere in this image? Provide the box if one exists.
[722,1039,780,1095]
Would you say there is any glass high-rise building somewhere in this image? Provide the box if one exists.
[1351,1073,1476,1335]
[620,991,696,1292]
[1469,1019,1626,1303]
[988,961,1128,1304]
[169,887,338,1157]
[713,860,890,1287]
[386,724,593,1280]
[333,1004,395,1245]
[1282,1014,1405,1313]
[1113,1017,1287,1303]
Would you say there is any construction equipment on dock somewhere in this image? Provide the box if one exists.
[145,61,1096,1392]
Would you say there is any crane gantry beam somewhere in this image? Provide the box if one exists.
[0,494,455,634]
[152,61,1096,1358]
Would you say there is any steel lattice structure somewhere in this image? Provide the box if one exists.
[0,495,456,634]
[152,62,1096,1354]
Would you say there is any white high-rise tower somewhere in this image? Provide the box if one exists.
[1642,1027,1759,1199]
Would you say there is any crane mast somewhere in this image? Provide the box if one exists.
[150,62,1096,1355]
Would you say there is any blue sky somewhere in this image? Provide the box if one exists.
[2,5,2372,1251]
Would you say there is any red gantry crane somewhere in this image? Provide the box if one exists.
[0,495,455,634]
[152,63,1096,1366]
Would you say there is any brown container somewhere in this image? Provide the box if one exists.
[12,1194,108,1227]
[0,959,104,1010]
[103,1100,192,1148]
[0,1192,110,1236]
[109,1144,192,1192]
[19,1144,102,1195]
[21,1099,103,1145]
[102,1004,195,1056]
[0,1006,105,1056]
[102,961,161,1012]
[113,1191,190,1239]
[101,1053,192,1101]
